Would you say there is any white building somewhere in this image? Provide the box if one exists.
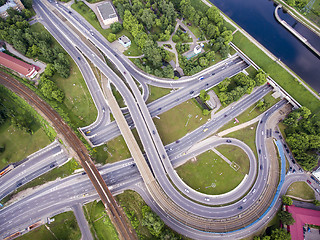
[193,45,202,54]
[97,1,118,26]
[118,35,131,48]
[313,167,320,182]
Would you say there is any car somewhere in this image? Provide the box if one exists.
[131,163,136,167]
[299,168,303,172]
[176,140,180,143]
[204,197,210,202]
[91,32,94,36]
[162,155,165,159]
[68,10,72,13]
[260,165,263,170]
[307,180,311,184]
[50,164,55,168]
[17,182,22,187]
[203,128,208,132]
[243,198,247,202]
[252,189,256,193]
[86,130,91,134]
[260,120,263,123]
[261,131,264,136]
[279,135,282,139]
[237,206,243,210]
[205,83,209,86]
[275,131,279,133]
[224,114,227,117]
[226,139,232,143]
[102,107,105,112]
[158,108,162,111]
[316,189,319,193]
[198,76,204,80]
[152,130,156,134]
[78,57,81,60]
[190,90,194,94]
[286,149,290,153]
[292,169,296,173]
[258,149,261,154]
[284,144,287,149]
[211,73,215,76]
[289,167,292,172]
[82,172,87,175]
[184,189,189,193]
[291,159,296,164]
[311,176,316,181]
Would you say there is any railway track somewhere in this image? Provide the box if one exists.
[0,72,137,240]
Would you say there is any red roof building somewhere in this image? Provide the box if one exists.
[287,205,320,240]
[0,52,38,78]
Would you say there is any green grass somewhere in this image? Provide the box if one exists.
[17,211,81,240]
[176,150,246,195]
[190,0,210,12]
[225,123,258,159]
[215,144,250,175]
[146,85,171,104]
[232,31,320,114]
[116,190,152,239]
[83,200,119,240]
[104,135,131,163]
[1,159,81,206]
[153,100,210,145]
[245,65,258,78]
[219,92,280,132]
[0,121,50,169]
[123,37,143,57]
[286,181,316,200]
[30,23,97,128]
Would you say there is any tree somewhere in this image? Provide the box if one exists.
[199,90,210,101]
[278,211,295,225]
[206,23,216,38]
[172,34,180,43]
[206,51,215,61]
[202,109,210,116]
[218,77,231,92]
[199,57,209,67]
[107,33,117,42]
[43,63,56,77]
[142,207,164,237]
[206,6,222,24]
[282,196,293,206]
[135,31,148,49]
[299,106,311,119]
[162,65,174,79]
[286,0,295,6]
[313,200,320,206]
[220,44,230,59]
[140,9,155,30]
[52,89,64,103]
[110,22,123,34]
[255,69,268,86]
[199,17,208,30]
[270,228,291,240]
[221,30,233,44]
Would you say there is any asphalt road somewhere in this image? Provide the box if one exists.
[0,140,69,201]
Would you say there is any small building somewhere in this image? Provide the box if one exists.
[118,35,131,48]
[96,1,118,26]
[0,52,38,78]
[194,45,202,54]
[0,0,25,19]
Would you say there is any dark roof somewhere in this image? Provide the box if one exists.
[287,205,320,240]
[0,52,35,76]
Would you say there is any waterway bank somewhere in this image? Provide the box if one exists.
[208,0,320,93]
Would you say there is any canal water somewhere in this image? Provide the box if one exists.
[210,0,320,92]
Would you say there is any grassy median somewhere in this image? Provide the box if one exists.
[286,181,315,201]
[176,149,248,195]
[17,211,81,240]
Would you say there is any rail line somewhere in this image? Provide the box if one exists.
[0,72,137,240]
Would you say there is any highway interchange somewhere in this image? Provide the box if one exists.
[0,0,320,239]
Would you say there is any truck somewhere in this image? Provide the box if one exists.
[0,164,14,177]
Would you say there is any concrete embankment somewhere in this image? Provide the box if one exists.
[274,5,320,58]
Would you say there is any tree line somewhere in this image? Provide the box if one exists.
[283,106,320,171]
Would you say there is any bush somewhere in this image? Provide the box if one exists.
[107,33,117,42]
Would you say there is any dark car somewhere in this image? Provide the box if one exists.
[226,139,231,143]
[68,10,72,13]
[311,176,316,181]
[258,149,261,154]
[50,164,55,168]
[211,73,215,76]
[224,114,227,117]
[307,180,311,184]
[289,167,292,172]
[176,140,180,143]
[123,71,126,74]
[237,206,243,210]
[286,149,290,153]
[152,130,156,134]
[158,108,162,111]
[275,131,279,133]
[260,165,263,170]
[279,135,282,139]
[190,90,194,94]
[162,155,165,159]
[292,169,296,173]
[291,159,296,164]
[17,182,22,187]
[82,172,87,175]
[131,163,136,168]
[78,57,81,60]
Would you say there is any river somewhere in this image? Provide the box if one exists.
[210,0,320,92]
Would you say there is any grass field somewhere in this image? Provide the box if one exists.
[116,190,153,239]
[218,92,280,132]
[224,123,258,159]
[30,23,97,128]
[0,120,50,169]
[146,85,171,104]
[286,181,316,200]
[215,144,250,175]
[17,211,81,240]
[177,150,246,195]
[232,31,320,115]
[153,100,210,145]
[83,200,119,240]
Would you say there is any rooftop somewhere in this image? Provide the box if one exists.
[0,52,36,77]
[97,1,117,20]
[0,0,17,13]
[118,35,131,44]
